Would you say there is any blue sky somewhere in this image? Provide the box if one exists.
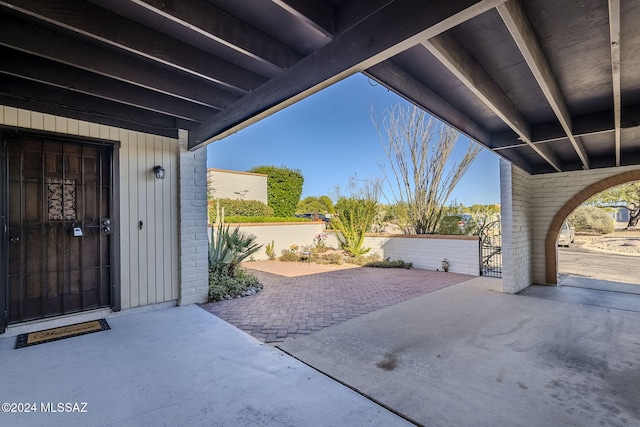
[207,73,500,206]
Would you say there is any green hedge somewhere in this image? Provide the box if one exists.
[209,198,273,223]
[249,166,304,217]
[224,216,311,223]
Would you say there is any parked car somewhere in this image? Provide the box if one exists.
[558,220,576,247]
[295,213,330,223]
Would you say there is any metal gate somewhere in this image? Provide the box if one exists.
[480,219,502,278]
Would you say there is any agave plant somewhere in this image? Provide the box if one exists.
[209,223,262,276]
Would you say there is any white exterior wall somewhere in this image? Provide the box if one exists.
[178,131,209,305]
[364,235,479,275]
[226,224,479,275]
[216,222,327,260]
[500,160,533,293]
[528,164,640,284]
[207,168,267,203]
[500,157,640,291]
[0,105,183,311]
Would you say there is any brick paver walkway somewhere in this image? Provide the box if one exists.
[200,263,472,344]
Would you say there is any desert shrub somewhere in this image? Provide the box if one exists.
[364,259,412,269]
[311,252,344,265]
[568,206,614,234]
[249,166,304,217]
[279,250,300,262]
[311,245,330,254]
[348,253,383,266]
[208,198,273,223]
[208,267,261,302]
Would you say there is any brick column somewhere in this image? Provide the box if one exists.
[178,130,209,305]
[500,159,533,293]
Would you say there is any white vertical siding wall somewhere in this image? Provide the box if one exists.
[207,168,268,203]
[0,106,180,310]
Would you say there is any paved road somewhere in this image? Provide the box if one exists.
[558,245,640,284]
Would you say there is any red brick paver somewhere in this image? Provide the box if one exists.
[200,264,472,344]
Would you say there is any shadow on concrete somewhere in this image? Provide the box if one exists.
[279,277,640,427]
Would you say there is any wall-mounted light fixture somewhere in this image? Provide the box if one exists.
[153,165,166,180]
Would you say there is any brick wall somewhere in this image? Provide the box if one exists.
[528,165,640,284]
[500,158,640,291]
[178,130,209,305]
[500,159,533,293]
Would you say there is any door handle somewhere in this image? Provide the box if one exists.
[9,237,20,243]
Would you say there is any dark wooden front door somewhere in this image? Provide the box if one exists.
[4,134,113,325]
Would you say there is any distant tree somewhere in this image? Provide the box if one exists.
[569,206,614,234]
[248,166,304,217]
[586,182,640,228]
[373,104,480,234]
[296,195,334,215]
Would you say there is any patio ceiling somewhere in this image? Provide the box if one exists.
[0,0,638,174]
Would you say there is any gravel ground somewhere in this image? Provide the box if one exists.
[579,227,640,256]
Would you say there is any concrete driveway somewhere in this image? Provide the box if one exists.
[279,277,640,427]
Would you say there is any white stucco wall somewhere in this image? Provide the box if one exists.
[361,235,480,275]
[222,223,480,275]
[213,222,327,260]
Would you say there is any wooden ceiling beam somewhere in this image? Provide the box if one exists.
[119,0,304,73]
[422,31,563,172]
[272,0,335,37]
[0,14,240,110]
[189,0,507,149]
[364,60,490,145]
[497,0,589,170]
[0,0,265,93]
[0,50,217,123]
[0,76,188,133]
[608,0,622,166]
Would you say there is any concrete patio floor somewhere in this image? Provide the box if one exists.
[279,277,640,427]
[0,305,412,427]
[3,272,640,427]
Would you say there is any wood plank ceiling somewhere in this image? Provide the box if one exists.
[0,0,638,174]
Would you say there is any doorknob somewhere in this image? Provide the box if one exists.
[9,237,20,243]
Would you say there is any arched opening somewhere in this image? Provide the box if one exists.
[545,170,640,284]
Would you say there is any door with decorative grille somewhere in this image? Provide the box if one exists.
[4,134,113,325]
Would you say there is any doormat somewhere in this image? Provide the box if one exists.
[15,319,110,349]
